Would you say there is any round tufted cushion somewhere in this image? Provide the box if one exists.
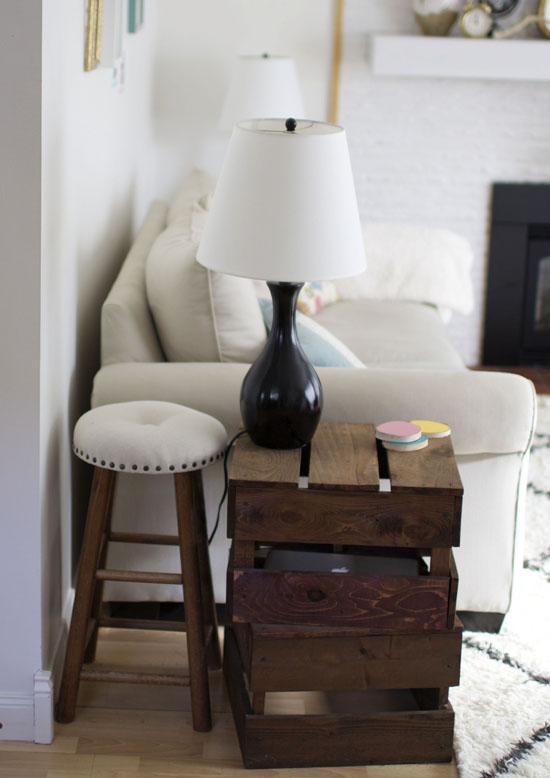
[73,401,227,474]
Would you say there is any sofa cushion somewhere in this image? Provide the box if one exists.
[259,298,365,368]
[101,200,168,366]
[334,223,474,316]
[314,299,465,369]
[146,235,267,364]
[146,197,266,364]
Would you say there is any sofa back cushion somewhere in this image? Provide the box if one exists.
[146,195,266,363]
[101,200,168,366]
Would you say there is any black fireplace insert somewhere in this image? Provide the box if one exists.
[483,183,550,366]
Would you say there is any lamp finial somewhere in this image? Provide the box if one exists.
[285,117,297,132]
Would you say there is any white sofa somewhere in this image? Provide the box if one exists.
[90,176,537,629]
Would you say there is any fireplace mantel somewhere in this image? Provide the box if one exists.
[369,35,550,82]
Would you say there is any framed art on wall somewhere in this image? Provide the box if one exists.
[128,0,144,33]
[84,0,103,71]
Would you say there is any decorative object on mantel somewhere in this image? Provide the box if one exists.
[197,118,365,449]
[459,2,495,37]
[484,0,520,16]
[492,2,550,37]
[460,0,550,37]
[413,0,463,35]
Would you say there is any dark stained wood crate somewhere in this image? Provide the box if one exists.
[232,563,453,631]
[233,618,463,693]
[224,628,455,769]
[224,422,463,768]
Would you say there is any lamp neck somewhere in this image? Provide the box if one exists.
[267,282,303,345]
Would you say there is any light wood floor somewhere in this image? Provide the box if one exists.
[0,628,459,777]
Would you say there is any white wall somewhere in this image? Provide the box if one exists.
[0,0,43,739]
[40,0,158,689]
[151,0,334,200]
[339,0,550,365]
[0,0,158,742]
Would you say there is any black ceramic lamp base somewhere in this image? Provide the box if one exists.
[240,282,322,449]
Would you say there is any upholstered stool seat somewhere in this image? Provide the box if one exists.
[57,401,227,732]
[73,401,227,474]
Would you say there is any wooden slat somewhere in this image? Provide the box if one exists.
[229,435,301,488]
[244,709,454,769]
[244,627,463,692]
[108,531,180,546]
[453,495,463,546]
[223,628,253,758]
[98,617,186,632]
[431,548,451,576]
[250,614,464,640]
[233,488,457,547]
[232,569,449,631]
[79,668,190,686]
[386,437,463,495]
[447,552,459,630]
[95,569,182,585]
[308,423,379,491]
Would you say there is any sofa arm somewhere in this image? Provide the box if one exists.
[92,363,536,457]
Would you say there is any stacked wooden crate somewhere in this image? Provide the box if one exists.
[224,422,463,769]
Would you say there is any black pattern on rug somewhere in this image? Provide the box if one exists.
[479,723,550,778]
[462,637,550,686]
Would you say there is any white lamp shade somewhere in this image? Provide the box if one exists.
[219,55,305,132]
[197,119,366,283]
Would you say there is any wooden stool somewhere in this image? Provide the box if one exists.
[56,400,227,732]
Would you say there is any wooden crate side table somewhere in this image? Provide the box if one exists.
[224,422,463,769]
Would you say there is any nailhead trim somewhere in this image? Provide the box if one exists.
[73,447,227,473]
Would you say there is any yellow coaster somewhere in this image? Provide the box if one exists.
[409,419,451,438]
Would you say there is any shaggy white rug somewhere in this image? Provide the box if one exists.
[451,396,550,778]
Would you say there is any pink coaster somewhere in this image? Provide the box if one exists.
[376,420,422,443]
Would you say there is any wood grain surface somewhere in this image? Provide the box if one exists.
[232,488,458,546]
[229,435,301,487]
[243,626,463,692]
[386,437,463,495]
[308,423,380,490]
[232,569,450,631]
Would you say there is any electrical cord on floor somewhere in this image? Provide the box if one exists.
[208,429,249,546]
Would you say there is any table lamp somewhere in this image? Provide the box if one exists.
[219,54,305,131]
[197,118,365,449]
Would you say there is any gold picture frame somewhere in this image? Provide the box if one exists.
[84,0,104,71]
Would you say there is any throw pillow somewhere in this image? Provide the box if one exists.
[258,298,365,368]
[296,280,340,316]
[146,196,267,363]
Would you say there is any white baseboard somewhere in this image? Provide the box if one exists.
[0,588,74,744]
[33,670,53,744]
[0,671,52,743]
[0,692,34,741]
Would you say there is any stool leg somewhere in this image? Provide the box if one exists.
[191,470,222,670]
[83,472,117,663]
[174,472,212,732]
[56,468,116,723]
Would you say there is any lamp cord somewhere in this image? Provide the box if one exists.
[208,430,249,546]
